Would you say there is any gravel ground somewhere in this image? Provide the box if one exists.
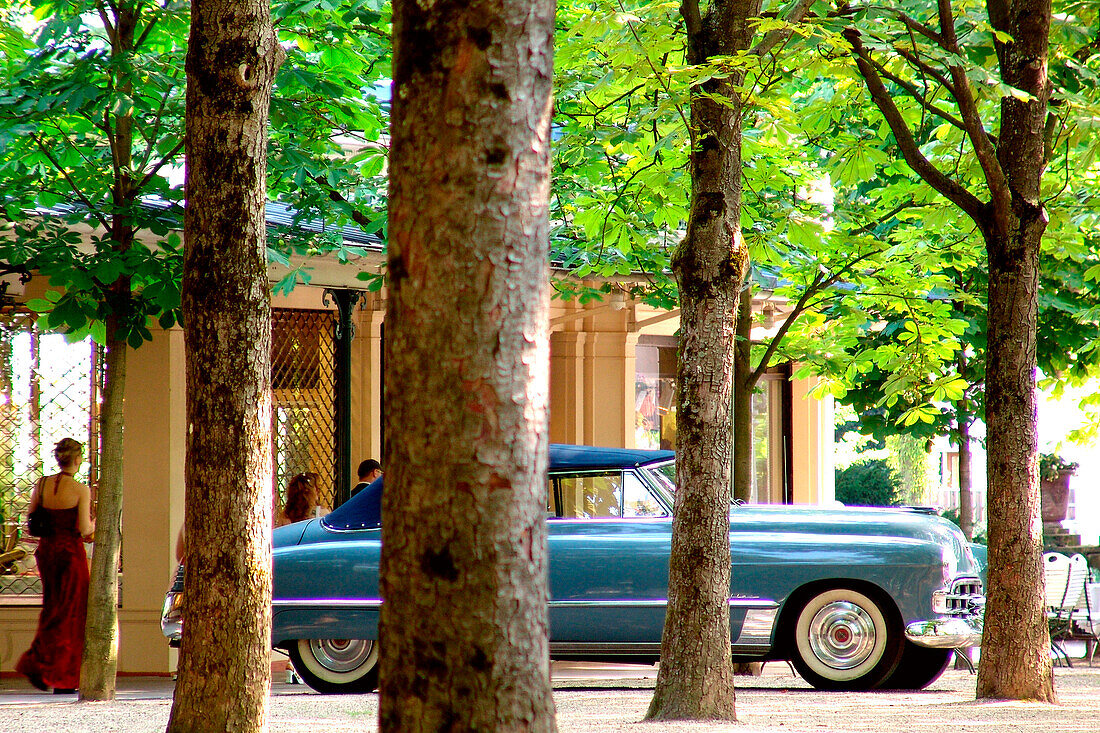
[2,663,1099,732]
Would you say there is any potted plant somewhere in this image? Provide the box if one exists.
[1039,452,1078,527]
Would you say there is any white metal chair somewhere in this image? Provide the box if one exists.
[1046,552,1087,666]
[1068,554,1098,666]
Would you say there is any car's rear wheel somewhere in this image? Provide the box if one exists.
[288,638,379,694]
[790,587,902,691]
[878,642,953,690]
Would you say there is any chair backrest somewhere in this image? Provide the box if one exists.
[1068,554,1090,611]
[1044,552,1073,611]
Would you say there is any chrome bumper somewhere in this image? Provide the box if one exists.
[162,589,183,647]
[161,563,185,647]
[905,616,983,649]
[905,576,984,648]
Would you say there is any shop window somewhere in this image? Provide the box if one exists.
[635,338,677,450]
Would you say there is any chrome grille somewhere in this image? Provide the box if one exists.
[945,577,984,615]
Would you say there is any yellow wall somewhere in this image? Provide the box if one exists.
[118,327,187,673]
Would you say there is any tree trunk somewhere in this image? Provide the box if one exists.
[379,1,556,730]
[166,0,280,729]
[954,349,974,541]
[79,4,140,700]
[646,1,757,721]
[78,323,125,700]
[732,285,754,504]
[976,217,1053,701]
[957,417,974,542]
[976,0,1055,702]
[732,290,762,675]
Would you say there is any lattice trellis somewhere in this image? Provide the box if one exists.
[1,307,339,598]
[1,310,101,598]
[271,309,338,511]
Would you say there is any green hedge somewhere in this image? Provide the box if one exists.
[835,459,902,507]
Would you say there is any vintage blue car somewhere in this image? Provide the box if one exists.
[163,444,984,693]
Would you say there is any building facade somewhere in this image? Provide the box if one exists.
[0,262,833,675]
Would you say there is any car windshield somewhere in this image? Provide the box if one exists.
[647,460,676,494]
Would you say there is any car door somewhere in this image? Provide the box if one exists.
[546,468,672,652]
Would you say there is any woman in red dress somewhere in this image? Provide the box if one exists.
[17,437,95,694]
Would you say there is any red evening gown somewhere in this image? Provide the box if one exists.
[17,506,89,690]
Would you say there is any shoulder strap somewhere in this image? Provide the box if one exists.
[30,476,46,507]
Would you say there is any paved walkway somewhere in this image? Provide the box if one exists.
[2,662,1099,732]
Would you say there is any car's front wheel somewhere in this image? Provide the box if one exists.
[878,642,953,690]
[790,587,902,691]
[288,638,379,694]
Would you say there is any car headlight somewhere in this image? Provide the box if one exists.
[942,546,959,584]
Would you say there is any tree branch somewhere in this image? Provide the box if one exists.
[847,201,917,236]
[865,53,965,131]
[749,271,824,385]
[892,46,958,100]
[96,1,117,43]
[134,71,183,174]
[133,1,170,52]
[843,28,988,225]
[137,139,185,191]
[619,0,690,133]
[749,0,816,58]
[934,0,1009,220]
[888,7,943,47]
[309,174,375,231]
[32,136,112,232]
[680,0,702,41]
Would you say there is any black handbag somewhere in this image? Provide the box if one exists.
[28,504,52,537]
[27,476,54,538]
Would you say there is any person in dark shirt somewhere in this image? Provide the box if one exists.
[349,459,382,499]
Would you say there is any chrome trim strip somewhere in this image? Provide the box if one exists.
[549,598,776,609]
[550,599,665,608]
[273,598,382,608]
[550,642,662,655]
[730,599,779,609]
[733,607,779,647]
[271,597,776,610]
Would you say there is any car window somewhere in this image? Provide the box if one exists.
[554,472,622,518]
[622,471,664,517]
[548,470,669,518]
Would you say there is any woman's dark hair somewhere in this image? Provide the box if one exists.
[282,472,319,524]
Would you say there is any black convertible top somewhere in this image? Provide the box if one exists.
[322,444,675,531]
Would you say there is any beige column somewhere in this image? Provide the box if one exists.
[119,326,187,673]
[352,295,385,466]
[584,330,639,448]
[549,330,586,445]
[790,376,835,505]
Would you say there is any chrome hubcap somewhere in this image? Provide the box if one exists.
[309,639,375,673]
[807,601,877,670]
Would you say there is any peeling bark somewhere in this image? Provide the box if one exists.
[379,1,557,730]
